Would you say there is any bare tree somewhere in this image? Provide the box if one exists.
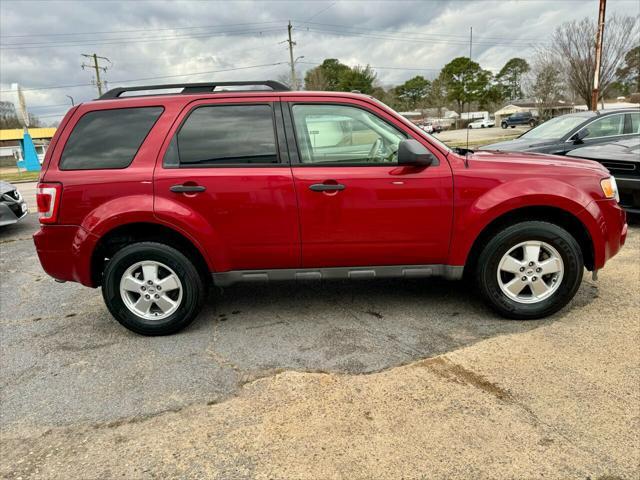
[551,14,638,109]
[527,52,565,121]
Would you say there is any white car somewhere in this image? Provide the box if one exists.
[468,118,495,129]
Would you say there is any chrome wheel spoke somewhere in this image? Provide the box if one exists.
[134,296,153,315]
[524,243,541,264]
[142,264,159,283]
[121,275,144,292]
[157,275,180,291]
[539,257,562,275]
[155,295,177,313]
[505,277,528,296]
[530,278,550,297]
[500,255,525,274]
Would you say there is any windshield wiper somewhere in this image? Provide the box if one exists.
[454,147,474,155]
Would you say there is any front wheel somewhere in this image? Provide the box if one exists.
[475,221,583,319]
[501,123,507,129]
[102,242,206,335]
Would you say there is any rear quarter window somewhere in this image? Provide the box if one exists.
[60,106,163,170]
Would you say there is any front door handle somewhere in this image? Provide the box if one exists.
[309,183,345,192]
[170,184,206,193]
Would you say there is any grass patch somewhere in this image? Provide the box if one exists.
[445,136,521,149]
[0,170,40,183]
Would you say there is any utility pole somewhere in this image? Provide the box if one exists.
[287,21,296,89]
[591,0,606,111]
[81,53,110,97]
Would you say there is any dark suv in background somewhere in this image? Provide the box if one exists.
[501,111,536,128]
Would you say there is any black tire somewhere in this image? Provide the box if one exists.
[529,120,536,127]
[475,221,583,319]
[510,125,516,128]
[501,123,507,129]
[102,242,206,335]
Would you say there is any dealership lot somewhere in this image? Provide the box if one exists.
[1,207,639,479]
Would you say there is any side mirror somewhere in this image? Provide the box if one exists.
[572,129,588,144]
[397,139,436,167]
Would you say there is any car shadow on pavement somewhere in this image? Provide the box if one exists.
[199,276,574,376]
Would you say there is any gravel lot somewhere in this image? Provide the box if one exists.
[1,199,638,478]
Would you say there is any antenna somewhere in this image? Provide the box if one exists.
[464,26,472,168]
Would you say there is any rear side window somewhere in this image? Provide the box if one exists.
[60,107,163,170]
[166,104,278,166]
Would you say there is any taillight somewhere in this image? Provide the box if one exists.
[36,182,62,224]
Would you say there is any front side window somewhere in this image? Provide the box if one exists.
[582,114,625,139]
[60,107,163,170]
[172,104,278,166]
[291,104,406,165]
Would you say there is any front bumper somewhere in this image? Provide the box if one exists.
[0,199,28,226]
[579,199,627,270]
[615,176,640,214]
[33,224,98,286]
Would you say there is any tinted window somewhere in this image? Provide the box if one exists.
[291,104,406,165]
[60,107,163,170]
[175,105,277,165]
[583,114,625,139]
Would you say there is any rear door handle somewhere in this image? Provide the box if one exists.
[170,184,206,193]
[309,183,345,192]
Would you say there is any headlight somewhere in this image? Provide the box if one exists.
[600,177,619,202]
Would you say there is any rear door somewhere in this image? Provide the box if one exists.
[154,98,300,272]
[283,98,453,268]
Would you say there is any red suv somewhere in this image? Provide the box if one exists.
[33,81,627,335]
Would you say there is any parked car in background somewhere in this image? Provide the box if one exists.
[482,109,640,155]
[33,81,627,335]
[468,118,495,129]
[0,181,28,227]
[501,111,536,128]
[420,122,443,134]
[567,137,640,214]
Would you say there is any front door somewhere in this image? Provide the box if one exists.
[285,100,453,268]
[154,99,300,272]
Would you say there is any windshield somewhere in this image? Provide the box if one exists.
[521,113,593,140]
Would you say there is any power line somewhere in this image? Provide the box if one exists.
[0,62,288,94]
[294,20,549,43]
[0,27,284,50]
[294,25,548,48]
[0,21,283,38]
[298,60,440,72]
[302,2,336,22]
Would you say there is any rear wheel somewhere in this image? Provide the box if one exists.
[475,221,583,319]
[102,242,206,335]
[501,122,507,129]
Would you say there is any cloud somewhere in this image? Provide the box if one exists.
[1,0,637,123]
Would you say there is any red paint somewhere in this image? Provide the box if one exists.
[34,90,627,287]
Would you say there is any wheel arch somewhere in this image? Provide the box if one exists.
[462,205,595,278]
[90,222,211,287]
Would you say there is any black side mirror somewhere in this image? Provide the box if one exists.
[397,139,436,167]
[572,129,588,144]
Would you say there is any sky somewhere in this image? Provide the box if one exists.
[1,0,638,124]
